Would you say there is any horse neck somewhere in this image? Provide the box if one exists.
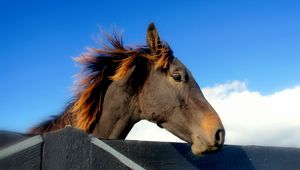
[91,81,142,139]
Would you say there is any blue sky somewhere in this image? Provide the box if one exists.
[1,0,300,133]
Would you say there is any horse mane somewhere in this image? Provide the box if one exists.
[62,33,173,132]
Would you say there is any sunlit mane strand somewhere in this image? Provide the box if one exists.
[72,33,173,131]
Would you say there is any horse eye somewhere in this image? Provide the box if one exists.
[172,73,182,82]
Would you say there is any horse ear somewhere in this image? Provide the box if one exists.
[147,22,161,54]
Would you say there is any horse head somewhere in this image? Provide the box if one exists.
[138,23,225,155]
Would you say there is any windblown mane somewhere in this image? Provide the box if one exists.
[53,33,173,132]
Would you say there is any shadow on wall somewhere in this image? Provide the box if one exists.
[171,143,254,170]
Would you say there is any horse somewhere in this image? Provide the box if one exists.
[29,23,225,156]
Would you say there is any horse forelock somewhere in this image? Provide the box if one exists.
[72,33,173,132]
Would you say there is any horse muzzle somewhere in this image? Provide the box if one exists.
[191,128,225,156]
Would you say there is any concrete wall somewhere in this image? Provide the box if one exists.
[1,127,300,170]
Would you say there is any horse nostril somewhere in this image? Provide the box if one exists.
[214,129,225,146]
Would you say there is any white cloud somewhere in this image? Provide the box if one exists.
[126,81,300,148]
[126,120,185,143]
